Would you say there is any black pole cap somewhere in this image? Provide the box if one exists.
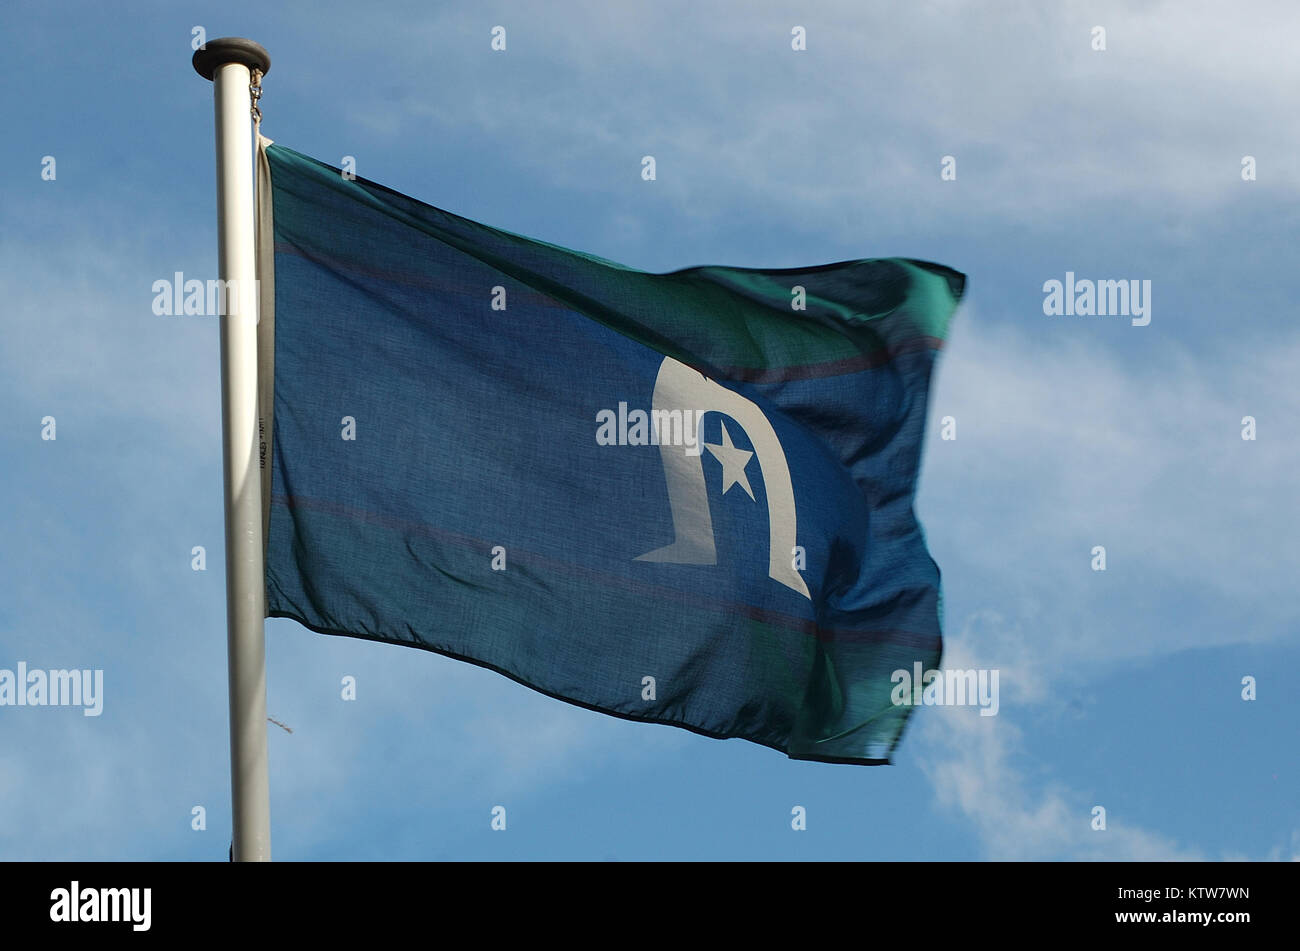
[193,37,271,81]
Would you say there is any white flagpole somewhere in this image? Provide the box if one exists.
[193,37,273,862]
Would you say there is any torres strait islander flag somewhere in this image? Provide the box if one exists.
[257,141,965,764]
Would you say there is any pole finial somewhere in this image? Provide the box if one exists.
[193,37,271,81]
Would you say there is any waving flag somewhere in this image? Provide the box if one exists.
[260,142,964,764]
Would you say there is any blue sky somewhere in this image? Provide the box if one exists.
[1,0,1296,860]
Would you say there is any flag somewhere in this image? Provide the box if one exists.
[260,142,964,764]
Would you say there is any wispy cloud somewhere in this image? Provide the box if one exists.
[313,0,1300,246]
[911,306,1298,858]
[922,306,1300,675]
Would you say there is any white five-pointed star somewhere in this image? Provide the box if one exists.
[704,420,755,500]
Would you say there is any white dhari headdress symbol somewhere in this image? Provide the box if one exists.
[636,356,810,600]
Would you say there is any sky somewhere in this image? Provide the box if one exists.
[0,0,1296,860]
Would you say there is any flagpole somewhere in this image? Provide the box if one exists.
[193,37,273,862]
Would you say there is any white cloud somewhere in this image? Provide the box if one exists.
[315,0,1300,245]
[917,698,1205,860]
[910,308,1298,859]
[920,307,1300,674]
